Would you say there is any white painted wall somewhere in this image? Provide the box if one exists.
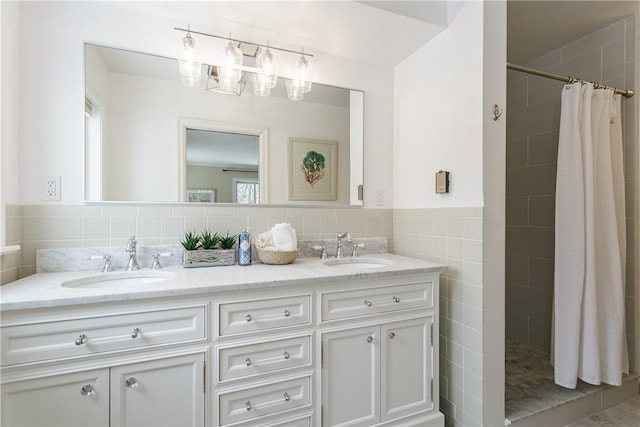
[393,1,484,209]
[13,1,394,207]
[1,1,20,245]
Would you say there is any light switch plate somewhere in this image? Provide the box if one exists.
[435,171,449,194]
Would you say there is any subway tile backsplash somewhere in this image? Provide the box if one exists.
[2,204,393,283]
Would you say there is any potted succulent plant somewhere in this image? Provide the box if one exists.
[181,229,236,268]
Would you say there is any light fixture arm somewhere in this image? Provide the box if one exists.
[173,27,314,58]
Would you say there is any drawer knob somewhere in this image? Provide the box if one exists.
[283,351,290,360]
[284,392,291,402]
[284,309,291,317]
[131,327,140,339]
[80,384,95,396]
[245,401,252,411]
[245,314,252,322]
[124,377,138,389]
[75,334,88,346]
[389,332,396,339]
[364,300,372,307]
[245,357,252,366]
[392,296,401,303]
[367,336,374,343]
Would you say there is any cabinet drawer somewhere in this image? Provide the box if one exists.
[1,305,206,365]
[320,282,432,322]
[218,295,311,337]
[218,335,311,383]
[218,376,311,426]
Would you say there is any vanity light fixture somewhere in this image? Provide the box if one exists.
[178,25,202,87]
[175,26,313,100]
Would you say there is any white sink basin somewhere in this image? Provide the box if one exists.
[61,271,176,289]
[323,258,393,269]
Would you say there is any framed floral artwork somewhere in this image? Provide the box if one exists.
[288,138,337,201]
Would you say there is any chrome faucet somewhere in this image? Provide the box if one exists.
[125,236,140,271]
[336,232,351,258]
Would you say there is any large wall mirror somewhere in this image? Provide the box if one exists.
[84,44,364,205]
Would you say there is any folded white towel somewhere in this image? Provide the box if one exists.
[271,223,297,251]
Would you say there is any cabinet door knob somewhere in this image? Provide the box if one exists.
[245,401,252,411]
[392,296,401,303]
[364,300,372,307]
[245,357,252,366]
[131,327,140,339]
[80,384,95,396]
[124,377,138,389]
[245,314,252,322]
[283,351,290,360]
[284,309,291,317]
[284,392,291,402]
[367,336,374,343]
[389,332,396,339]
[75,334,87,346]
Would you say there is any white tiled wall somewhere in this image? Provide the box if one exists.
[505,16,637,367]
[393,207,484,426]
[1,204,393,283]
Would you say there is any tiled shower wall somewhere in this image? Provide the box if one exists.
[0,204,393,284]
[506,16,637,369]
[394,207,484,426]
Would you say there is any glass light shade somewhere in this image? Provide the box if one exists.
[256,47,277,89]
[211,67,246,96]
[286,79,304,101]
[292,54,312,93]
[218,40,243,85]
[178,34,202,87]
[252,73,272,96]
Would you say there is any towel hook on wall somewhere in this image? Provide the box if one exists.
[492,104,503,121]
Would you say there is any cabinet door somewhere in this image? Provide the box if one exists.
[1,368,109,427]
[321,326,379,427]
[381,317,433,422]
[110,353,205,427]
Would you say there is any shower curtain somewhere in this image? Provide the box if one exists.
[554,83,628,389]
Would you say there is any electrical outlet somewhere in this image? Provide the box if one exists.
[43,176,61,201]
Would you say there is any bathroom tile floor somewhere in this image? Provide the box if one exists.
[506,339,608,423]
[505,339,638,425]
[564,396,640,426]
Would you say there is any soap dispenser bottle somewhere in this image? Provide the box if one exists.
[238,227,252,266]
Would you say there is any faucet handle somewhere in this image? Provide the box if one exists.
[313,245,328,259]
[351,243,365,258]
[89,255,114,272]
[150,252,172,269]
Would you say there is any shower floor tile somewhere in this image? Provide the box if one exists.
[506,339,609,423]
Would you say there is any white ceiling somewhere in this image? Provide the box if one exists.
[118,1,448,66]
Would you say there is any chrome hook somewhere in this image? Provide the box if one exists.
[492,104,503,121]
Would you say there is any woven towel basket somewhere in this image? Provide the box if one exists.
[256,247,299,265]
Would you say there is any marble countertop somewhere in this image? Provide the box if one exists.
[0,254,446,311]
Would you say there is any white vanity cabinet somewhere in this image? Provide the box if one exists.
[318,276,443,427]
[213,293,315,426]
[0,254,445,427]
[0,298,208,427]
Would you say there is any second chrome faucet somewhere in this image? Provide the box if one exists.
[335,232,351,258]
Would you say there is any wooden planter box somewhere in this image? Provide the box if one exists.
[182,249,235,268]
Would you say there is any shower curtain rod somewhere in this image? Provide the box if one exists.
[507,62,634,98]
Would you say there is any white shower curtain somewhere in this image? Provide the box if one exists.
[554,82,628,389]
